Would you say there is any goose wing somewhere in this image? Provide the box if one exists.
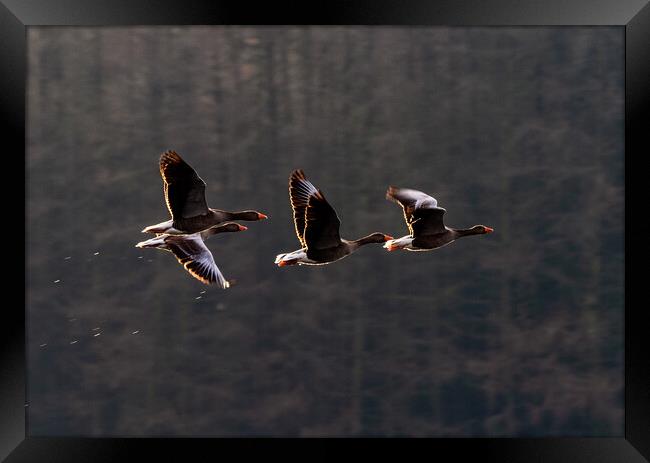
[159,150,210,220]
[304,188,342,250]
[289,169,319,247]
[386,186,446,236]
[164,235,229,288]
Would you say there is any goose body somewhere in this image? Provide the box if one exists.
[274,239,373,266]
[384,186,493,252]
[141,150,267,235]
[136,222,246,287]
[275,170,392,266]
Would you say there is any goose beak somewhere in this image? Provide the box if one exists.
[384,235,394,242]
[277,260,288,267]
[485,227,494,234]
[257,213,269,220]
[238,225,248,231]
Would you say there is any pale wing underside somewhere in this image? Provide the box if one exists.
[164,235,229,288]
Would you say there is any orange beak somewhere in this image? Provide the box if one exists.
[384,235,394,242]
[485,227,494,234]
[277,260,288,267]
[257,213,268,220]
[238,225,248,231]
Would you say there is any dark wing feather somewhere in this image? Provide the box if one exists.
[410,208,447,237]
[304,190,342,250]
[164,235,229,288]
[386,186,446,236]
[159,150,210,220]
[288,169,318,247]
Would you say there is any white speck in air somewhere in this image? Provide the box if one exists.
[94,333,101,337]
[54,279,61,283]
[200,290,206,294]
[70,340,78,345]
[24,403,29,407]
[92,327,100,331]
[137,256,143,259]
[94,252,100,255]
[131,330,140,335]
[64,256,72,260]
[39,343,47,348]
[147,259,153,262]
[195,296,202,300]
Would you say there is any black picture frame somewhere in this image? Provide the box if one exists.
[3,1,648,460]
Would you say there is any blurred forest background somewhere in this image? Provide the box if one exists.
[27,27,623,436]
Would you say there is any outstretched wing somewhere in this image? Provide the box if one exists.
[288,169,318,247]
[164,235,229,288]
[159,150,210,220]
[304,189,342,250]
[386,186,446,236]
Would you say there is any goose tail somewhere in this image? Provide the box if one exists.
[135,237,166,249]
[141,220,174,234]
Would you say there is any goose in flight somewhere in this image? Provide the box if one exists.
[384,186,493,252]
[275,170,393,266]
[142,150,268,235]
[136,222,247,288]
